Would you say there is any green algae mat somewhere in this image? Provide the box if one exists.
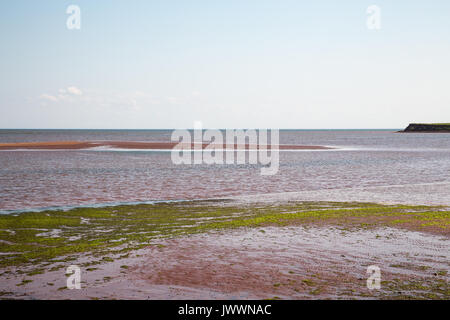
[0,201,449,270]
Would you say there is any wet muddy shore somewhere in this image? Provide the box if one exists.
[0,200,448,300]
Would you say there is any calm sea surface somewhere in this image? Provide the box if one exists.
[1,129,450,213]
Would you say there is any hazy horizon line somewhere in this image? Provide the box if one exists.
[0,128,402,131]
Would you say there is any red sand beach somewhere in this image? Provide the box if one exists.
[2,224,448,300]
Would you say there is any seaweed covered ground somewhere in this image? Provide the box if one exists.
[0,201,448,299]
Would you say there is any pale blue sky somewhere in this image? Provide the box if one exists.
[1,1,450,129]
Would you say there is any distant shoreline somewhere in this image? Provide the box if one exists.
[0,128,401,132]
[400,123,450,133]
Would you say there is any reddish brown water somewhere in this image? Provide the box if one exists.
[1,130,450,213]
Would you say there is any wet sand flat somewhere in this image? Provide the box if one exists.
[0,201,448,300]
[1,225,448,300]
[127,226,449,300]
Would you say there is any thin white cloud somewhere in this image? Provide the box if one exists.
[39,86,83,103]
[67,86,82,95]
[38,88,194,114]
[39,94,58,102]
[167,97,178,104]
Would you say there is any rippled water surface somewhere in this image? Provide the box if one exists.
[1,130,450,212]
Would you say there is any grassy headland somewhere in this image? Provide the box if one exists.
[402,123,450,132]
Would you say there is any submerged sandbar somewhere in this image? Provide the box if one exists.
[0,141,333,151]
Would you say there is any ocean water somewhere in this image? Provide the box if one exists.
[1,129,450,213]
